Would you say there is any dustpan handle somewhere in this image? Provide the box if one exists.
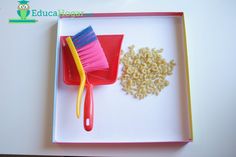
[84,83,94,131]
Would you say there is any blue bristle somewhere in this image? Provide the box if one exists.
[74,36,97,49]
[72,30,94,43]
[72,26,93,41]
[73,31,96,45]
[72,26,98,49]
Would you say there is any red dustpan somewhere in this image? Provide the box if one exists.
[61,35,124,131]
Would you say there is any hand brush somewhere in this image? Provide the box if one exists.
[66,26,109,118]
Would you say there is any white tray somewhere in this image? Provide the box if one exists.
[53,12,192,143]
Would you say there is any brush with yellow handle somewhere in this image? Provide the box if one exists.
[66,26,109,118]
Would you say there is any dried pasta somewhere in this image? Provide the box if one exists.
[120,45,176,100]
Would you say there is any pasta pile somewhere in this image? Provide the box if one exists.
[120,45,176,99]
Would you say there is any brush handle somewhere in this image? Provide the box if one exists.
[84,83,94,131]
[66,37,86,118]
